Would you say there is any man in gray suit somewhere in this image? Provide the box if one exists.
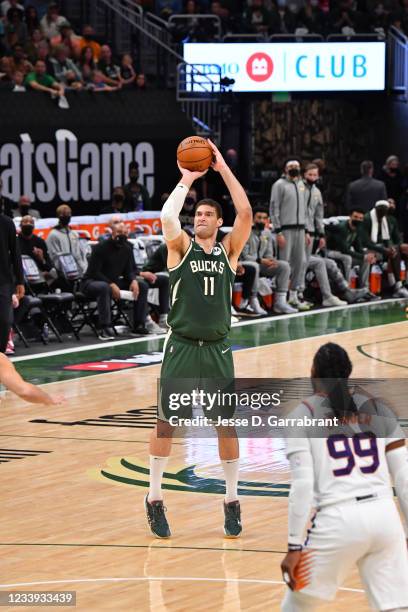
[346,160,387,213]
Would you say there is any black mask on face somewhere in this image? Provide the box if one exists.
[113,194,124,204]
[114,234,127,246]
[376,208,387,219]
[254,221,265,231]
[19,205,30,214]
[129,174,138,183]
[388,207,396,215]
[351,218,363,228]
[21,224,34,237]
[59,215,71,226]
[288,168,300,178]
[306,179,317,187]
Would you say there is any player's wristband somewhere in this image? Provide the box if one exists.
[288,543,303,552]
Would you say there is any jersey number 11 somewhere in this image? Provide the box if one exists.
[204,276,215,296]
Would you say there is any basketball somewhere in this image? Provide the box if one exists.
[177,136,213,172]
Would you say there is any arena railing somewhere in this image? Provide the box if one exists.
[269,33,324,42]
[388,25,408,99]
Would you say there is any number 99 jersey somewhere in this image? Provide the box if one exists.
[285,389,405,508]
[167,239,236,342]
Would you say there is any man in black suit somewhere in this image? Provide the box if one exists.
[346,160,387,213]
[0,176,15,218]
[0,213,24,352]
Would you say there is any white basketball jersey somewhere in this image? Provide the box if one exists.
[286,389,405,508]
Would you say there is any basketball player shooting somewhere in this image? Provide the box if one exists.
[145,139,252,539]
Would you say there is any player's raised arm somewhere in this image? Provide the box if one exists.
[0,354,62,406]
[161,164,208,269]
[208,140,252,268]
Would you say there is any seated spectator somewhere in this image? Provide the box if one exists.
[78,25,101,62]
[81,221,150,339]
[123,161,151,211]
[40,2,67,40]
[240,207,297,314]
[25,59,65,97]
[46,204,88,278]
[98,214,122,242]
[135,72,147,90]
[330,0,368,33]
[0,56,14,82]
[25,28,45,64]
[12,69,26,90]
[296,0,327,34]
[244,0,272,34]
[98,45,122,86]
[5,7,28,47]
[78,45,95,73]
[11,43,33,76]
[18,215,56,278]
[88,68,118,92]
[1,0,23,17]
[55,21,81,58]
[140,248,170,331]
[0,175,15,217]
[35,40,54,72]
[120,53,136,87]
[25,5,40,35]
[326,207,377,290]
[270,1,298,34]
[361,200,408,297]
[346,160,387,213]
[50,44,83,89]
[101,187,126,214]
[12,195,41,218]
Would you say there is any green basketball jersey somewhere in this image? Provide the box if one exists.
[167,239,236,341]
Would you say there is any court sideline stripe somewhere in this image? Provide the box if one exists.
[15,320,406,388]
[10,298,404,363]
[0,576,365,594]
[357,336,408,370]
[0,542,284,553]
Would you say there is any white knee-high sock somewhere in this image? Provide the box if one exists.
[148,455,168,502]
[222,458,239,503]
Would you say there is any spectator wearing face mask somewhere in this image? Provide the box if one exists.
[18,215,56,278]
[378,155,404,205]
[46,204,88,278]
[270,158,309,310]
[12,195,41,219]
[81,221,149,340]
[346,160,387,214]
[101,187,126,214]
[361,200,408,297]
[270,0,298,34]
[123,161,151,212]
[296,0,327,34]
[325,207,377,291]
[240,207,297,315]
[244,0,273,34]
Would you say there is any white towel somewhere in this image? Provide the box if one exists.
[370,208,390,243]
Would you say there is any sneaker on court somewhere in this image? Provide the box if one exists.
[322,295,347,307]
[98,327,115,341]
[393,286,408,298]
[249,296,268,315]
[145,495,171,538]
[273,301,298,314]
[289,299,311,311]
[224,500,242,538]
[146,316,166,334]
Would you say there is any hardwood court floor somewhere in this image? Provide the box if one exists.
[1,303,407,611]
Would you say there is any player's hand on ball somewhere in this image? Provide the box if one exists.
[177,161,208,182]
[207,139,227,172]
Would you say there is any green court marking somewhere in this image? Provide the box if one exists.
[0,542,284,554]
[12,302,407,385]
[357,336,408,370]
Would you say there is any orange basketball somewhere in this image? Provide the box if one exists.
[177,136,213,172]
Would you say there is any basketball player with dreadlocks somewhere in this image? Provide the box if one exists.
[281,342,408,611]
[144,140,252,539]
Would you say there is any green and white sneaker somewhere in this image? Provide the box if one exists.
[145,495,171,538]
[224,500,242,538]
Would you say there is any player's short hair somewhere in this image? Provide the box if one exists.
[350,207,365,215]
[252,206,269,216]
[195,198,223,219]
